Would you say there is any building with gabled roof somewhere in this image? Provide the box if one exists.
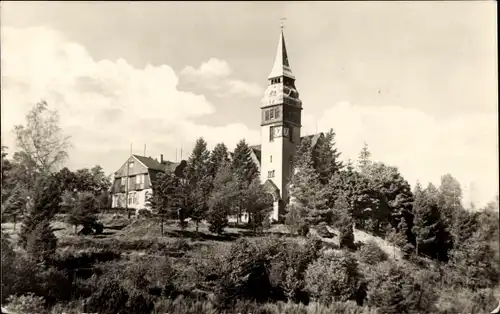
[110,154,186,211]
[257,26,324,221]
[109,26,323,220]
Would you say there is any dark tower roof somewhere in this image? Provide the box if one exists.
[268,29,295,80]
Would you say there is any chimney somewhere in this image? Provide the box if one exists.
[160,154,164,164]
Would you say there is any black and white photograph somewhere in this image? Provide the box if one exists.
[0,1,498,313]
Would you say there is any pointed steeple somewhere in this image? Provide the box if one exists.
[268,28,295,80]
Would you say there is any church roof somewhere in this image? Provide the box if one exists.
[249,133,323,155]
[268,29,295,80]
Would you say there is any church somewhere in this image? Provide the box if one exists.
[110,27,324,221]
[244,27,324,222]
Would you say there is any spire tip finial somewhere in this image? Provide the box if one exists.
[280,17,286,31]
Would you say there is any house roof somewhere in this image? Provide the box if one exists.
[133,155,166,171]
[132,155,183,173]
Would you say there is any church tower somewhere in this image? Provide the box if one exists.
[260,27,302,221]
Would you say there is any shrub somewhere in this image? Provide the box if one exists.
[285,204,308,236]
[18,175,62,249]
[207,207,229,235]
[125,291,154,314]
[315,222,334,238]
[358,240,388,264]
[86,279,129,314]
[92,221,104,234]
[214,238,273,307]
[305,250,362,303]
[66,191,99,234]
[36,266,73,305]
[8,254,40,298]
[1,231,16,302]
[137,208,153,218]
[338,221,355,250]
[26,220,58,262]
[153,296,218,314]
[401,243,415,260]
[50,300,84,314]
[435,287,498,314]
[447,234,499,289]
[261,214,272,231]
[51,249,121,273]
[5,293,47,314]
[366,261,438,314]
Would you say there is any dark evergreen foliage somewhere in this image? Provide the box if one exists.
[314,128,343,185]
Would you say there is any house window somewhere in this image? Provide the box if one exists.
[269,127,275,142]
[269,109,274,119]
[270,155,272,162]
[268,170,275,178]
[128,192,138,205]
[136,174,143,184]
[129,161,134,168]
[275,108,280,119]
[265,110,270,121]
[121,177,126,186]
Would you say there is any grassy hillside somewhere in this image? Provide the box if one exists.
[2,214,499,314]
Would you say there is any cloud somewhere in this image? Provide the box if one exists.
[1,26,496,208]
[1,26,256,173]
[180,58,263,98]
[302,101,498,208]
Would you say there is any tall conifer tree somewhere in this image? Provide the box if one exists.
[231,139,259,223]
[314,129,343,185]
[357,142,371,173]
[289,137,329,225]
[184,138,211,232]
[412,183,452,261]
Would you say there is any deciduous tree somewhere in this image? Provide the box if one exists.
[13,101,71,178]
[363,162,414,240]
[243,178,274,233]
[66,191,99,235]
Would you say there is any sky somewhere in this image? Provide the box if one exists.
[1,1,498,208]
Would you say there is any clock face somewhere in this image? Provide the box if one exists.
[274,126,282,137]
